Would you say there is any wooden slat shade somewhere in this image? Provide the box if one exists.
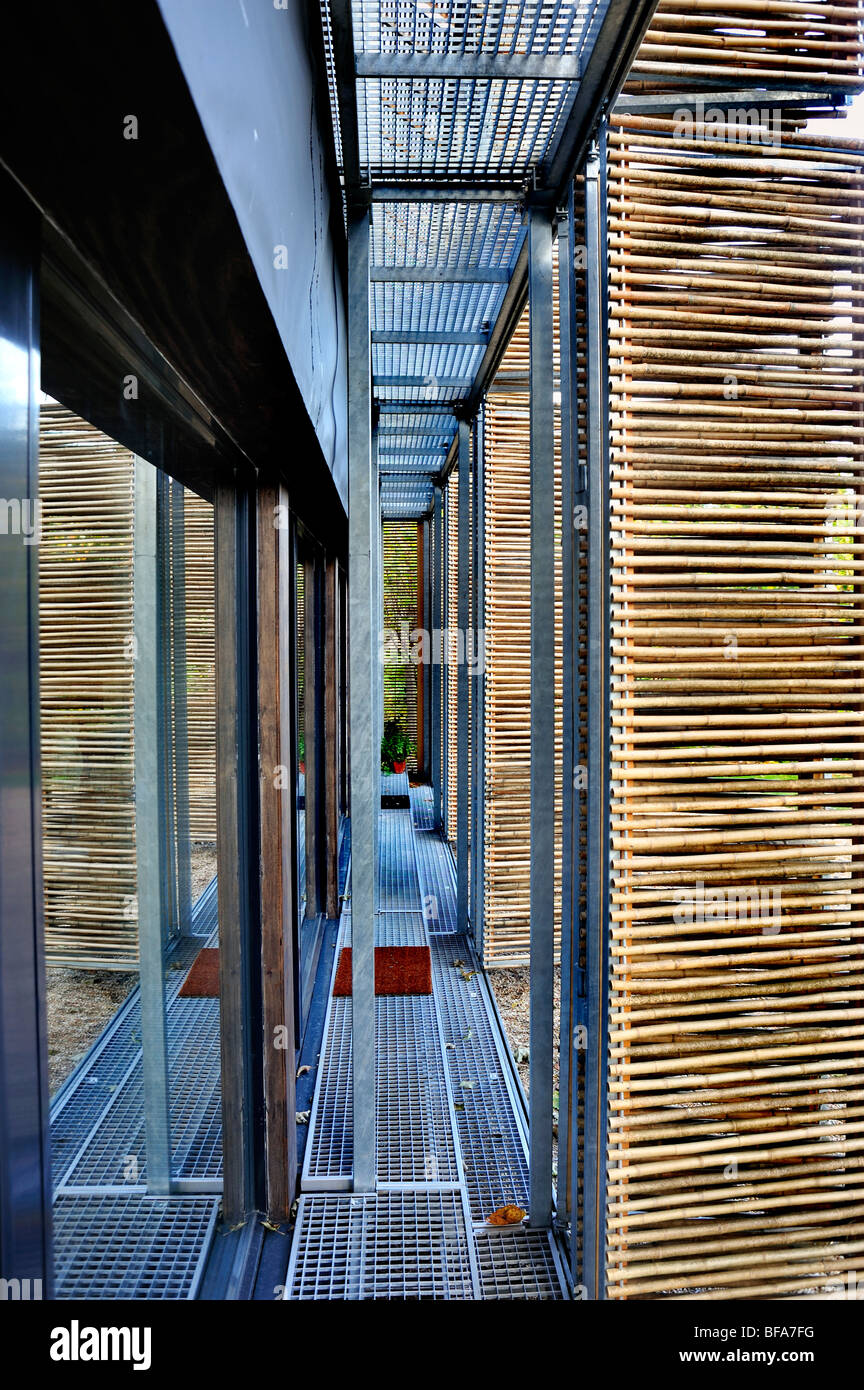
[606,113,864,1300]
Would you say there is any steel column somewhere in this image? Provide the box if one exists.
[527,207,556,1229]
[421,517,432,779]
[556,183,585,1275]
[134,458,173,1195]
[431,485,443,831]
[456,420,471,932]
[347,208,376,1192]
[583,132,612,1300]
[0,179,53,1295]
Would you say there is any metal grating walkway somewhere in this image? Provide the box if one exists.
[50,878,222,1297]
[292,797,567,1299]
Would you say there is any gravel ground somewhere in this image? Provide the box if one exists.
[46,968,136,1094]
[488,964,561,1102]
[46,844,217,1095]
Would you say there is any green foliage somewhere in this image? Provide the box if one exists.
[381,717,414,769]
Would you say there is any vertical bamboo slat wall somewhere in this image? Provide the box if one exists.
[626,0,864,92]
[382,520,419,771]
[39,405,217,967]
[606,113,864,1299]
[39,405,138,967]
[482,288,566,968]
[184,493,216,841]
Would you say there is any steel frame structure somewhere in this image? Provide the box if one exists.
[321,1,659,1265]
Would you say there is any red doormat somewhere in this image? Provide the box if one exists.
[333,945,432,997]
[178,947,220,998]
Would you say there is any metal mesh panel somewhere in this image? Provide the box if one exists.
[303,995,460,1189]
[287,1191,477,1300]
[475,1227,567,1299]
[54,1194,218,1299]
[429,934,530,1221]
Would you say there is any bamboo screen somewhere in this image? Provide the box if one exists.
[482,282,567,968]
[39,406,217,967]
[605,114,864,1299]
[39,404,138,968]
[184,493,216,842]
[626,0,864,92]
[382,520,419,772]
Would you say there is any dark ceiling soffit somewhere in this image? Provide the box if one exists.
[1,0,348,549]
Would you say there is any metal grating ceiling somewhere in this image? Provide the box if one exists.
[321,1,615,516]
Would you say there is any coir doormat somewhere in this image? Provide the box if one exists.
[178,947,220,998]
[333,945,432,997]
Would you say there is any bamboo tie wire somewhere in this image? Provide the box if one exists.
[606,111,864,1300]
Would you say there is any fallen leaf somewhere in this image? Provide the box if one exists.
[296,1065,311,1078]
[486,1205,526,1227]
[260,1219,286,1235]
[461,1081,476,1090]
[296,1110,310,1125]
[461,1026,473,1043]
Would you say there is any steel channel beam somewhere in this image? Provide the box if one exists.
[456,420,471,933]
[527,208,556,1230]
[370,267,509,284]
[134,458,173,1196]
[327,0,364,198]
[371,184,525,203]
[357,53,581,81]
[556,182,583,1270]
[0,180,53,1294]
[431,485,443,832]
[582,132,612,1301]
[347,208,376,1192]
[373,331,488,346]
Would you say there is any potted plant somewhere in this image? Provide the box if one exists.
[381,718,413,774]
[298,732,306,776]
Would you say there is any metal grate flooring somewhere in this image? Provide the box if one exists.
[54,1194,218,1299]
[50,879,222,1297]
[414,830,458,933]
[287,1191,477,1300]
[378,808,422,908]
[410,782,436,831]
[295,799,567,1298]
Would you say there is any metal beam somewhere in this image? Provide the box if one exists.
[582,134,612,1300]
[0,179,53,1295]
[374,376,473,388]
[456,421,471,934]
[378,447,449,458]
[370,266,509,283]
[134,458,173,1197]
[542,0,660,197]
[371,184,524,203]
[527,209,556,1230]
[372,331,488,346]
[347,208,377,1192]
[556,182,584,1277]
[328,0,364,199]
[357,53,581,81]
